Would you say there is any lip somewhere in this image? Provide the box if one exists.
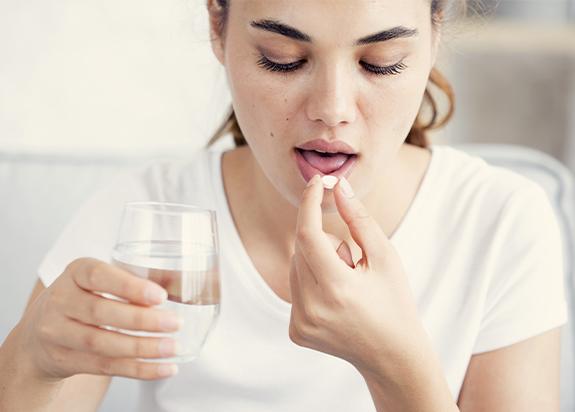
[296,139,357,155]
[294,148,358,183]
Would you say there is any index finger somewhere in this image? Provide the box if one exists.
[69,258,168,306]
[295,175,342,275]
[296,175,329,242]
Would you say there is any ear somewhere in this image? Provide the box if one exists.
[207,0,226,66]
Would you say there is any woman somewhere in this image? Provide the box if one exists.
[0,0,568,410]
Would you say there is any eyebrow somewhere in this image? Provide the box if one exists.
[249,19,418,46]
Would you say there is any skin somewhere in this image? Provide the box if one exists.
[211,0,438,299]
[208,1,563,411]
[0,1,561,411]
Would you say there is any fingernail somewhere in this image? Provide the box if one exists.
[159,313,184,331]
[339,177,354,198]
[157,364,179,377]
[307,174,320,187]
[145,284,167,304]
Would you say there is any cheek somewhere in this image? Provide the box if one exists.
[226,52,292,139]
[362,64,430,138]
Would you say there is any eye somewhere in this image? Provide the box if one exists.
[256,54,407,77]
[360,60,407,76]
[256,54,306,74]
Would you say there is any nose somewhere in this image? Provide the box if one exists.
[305,61,358,128]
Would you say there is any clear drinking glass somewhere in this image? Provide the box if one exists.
[109,201,220,363]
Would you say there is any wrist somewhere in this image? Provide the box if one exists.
[1,324,64,410]
[355,330,457,412]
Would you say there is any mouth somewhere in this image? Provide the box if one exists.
[294,148,358,183]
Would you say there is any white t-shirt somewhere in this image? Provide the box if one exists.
[38,144,568,411]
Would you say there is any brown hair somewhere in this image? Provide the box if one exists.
[206,0,458,150]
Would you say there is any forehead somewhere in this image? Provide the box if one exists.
[234,0,426,26]
[233,0,428,46]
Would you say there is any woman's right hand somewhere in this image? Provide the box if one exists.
[15,257,183,382]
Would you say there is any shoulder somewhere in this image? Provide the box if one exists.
[431,144,549,209]
[117,148,219,200]
[426,145,559,248]
[70,148,221,215]
[135,148,215,183]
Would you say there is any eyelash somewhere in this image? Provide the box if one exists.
[256,54,407,77]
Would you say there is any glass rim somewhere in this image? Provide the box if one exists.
[124,201,216,216]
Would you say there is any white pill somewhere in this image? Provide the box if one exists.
[321,175,339,190]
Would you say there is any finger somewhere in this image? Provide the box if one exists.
[50,315,181,359]
[71,258,168,306]
[294,243,320,289]
[288,254,302,305]
[296,174,325,234]
[146,267,221,305]
[296,175,342,277]
[52,345,179,380]
[65,288,183,333]
[336,240,355,268]
[288,255,306,345]
[333,177,389,269]
[326,233,355,268]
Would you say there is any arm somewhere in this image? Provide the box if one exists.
[357,327,459,412]
[0,279,112,412]
[458,328,561,411]
[358,327,562,412]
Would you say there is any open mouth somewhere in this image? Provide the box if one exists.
[294,148,358,183]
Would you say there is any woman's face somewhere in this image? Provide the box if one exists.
[210,0,439,207]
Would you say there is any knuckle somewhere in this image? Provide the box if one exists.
[133,338,148,358]
[87,299,103,324]
[302,305,322,328]
[87,262,107,288]
[328,285,349,308]
[289,321,311,347]
[135,361,151,379]
[37,323,55,343]
[50,345,72,367]
[350,210,372,225]
[65,257,84,274]
[288,323,302,344]
[82,331,98,351]
[131,309,147,330]
[296,228,314,245]
[48,289,66,312]
[117,278,132,299]
[96,357,114,375]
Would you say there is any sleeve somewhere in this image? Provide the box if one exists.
[37,166,152,288]
[472,180,569,354]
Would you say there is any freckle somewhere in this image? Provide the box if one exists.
[286,117,289,121]
[270,132,275,138]
[284,98,287,103]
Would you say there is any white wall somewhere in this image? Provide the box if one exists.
[0,0,231,155]
[435,20,575,171]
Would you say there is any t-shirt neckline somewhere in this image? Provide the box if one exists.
[211,145,440,316]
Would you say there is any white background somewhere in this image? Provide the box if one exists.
[0,0,231,155]
[1,0,574,167]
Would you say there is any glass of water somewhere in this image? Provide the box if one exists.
[109,201,220,363]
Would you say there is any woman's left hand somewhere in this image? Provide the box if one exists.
[288,174,428,376]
